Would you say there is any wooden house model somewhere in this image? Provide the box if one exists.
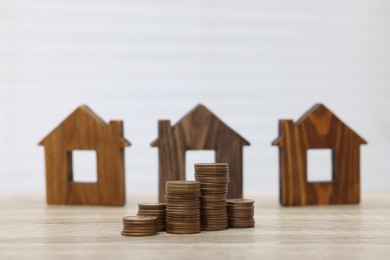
[151,104,250,202]
[272,104,367,206]
[39,105,130,206]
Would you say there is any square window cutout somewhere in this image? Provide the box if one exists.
[70,150,98,182]
[185,150,216,180]
[307,149,333,182]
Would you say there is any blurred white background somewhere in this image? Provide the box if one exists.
[0,0,389,197]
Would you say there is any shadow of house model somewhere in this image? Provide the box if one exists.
[151,104,250,202]
[272,104,367,206]
[39,105,130,206]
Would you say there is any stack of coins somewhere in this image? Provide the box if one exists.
[137,203,166,232]
[121,216,158,236]
[165,181,201,234]
[194,163,229,231]
[227,199,255,228]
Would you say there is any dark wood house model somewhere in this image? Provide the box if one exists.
[272,104,367,206]
[39,105,130,206]
[151,104,250,202]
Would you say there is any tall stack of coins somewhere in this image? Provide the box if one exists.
[121,216,158,236]
[227,199,255,228]
[165,181,201,234]
[194,163,229,231]
[137,203,166,232]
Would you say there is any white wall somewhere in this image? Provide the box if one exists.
[0,0,389,197]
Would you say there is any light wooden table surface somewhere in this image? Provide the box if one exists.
[0,193,389,260]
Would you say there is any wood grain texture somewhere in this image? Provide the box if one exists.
[272,104,367,206]
[151,104,250,202]
[39,105,130,206]
[0,193,389,260]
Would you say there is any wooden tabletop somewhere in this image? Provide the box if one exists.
[0,193,389,259]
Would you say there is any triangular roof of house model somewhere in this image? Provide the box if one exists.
[39,105,130,147]
[272,103,367,146]
[151,104,250,147]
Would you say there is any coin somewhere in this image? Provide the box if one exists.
[137,203,166,232]
[227,198,255,228]
[121,215,159,236]
[165,180,201,234]
[194,163,229,231]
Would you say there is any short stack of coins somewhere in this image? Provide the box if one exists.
[121,216,158,236]
[194,163,229,231]
[137,203,166,232]
[227,199,255,228]
[165,181,201,234]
